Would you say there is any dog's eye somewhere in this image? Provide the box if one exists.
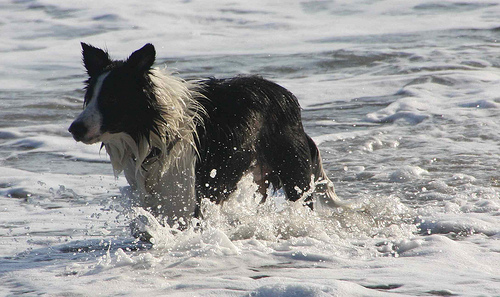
[100,94,118,107]
[108,94,118,103]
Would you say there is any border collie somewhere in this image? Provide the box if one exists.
[69,43,341,230]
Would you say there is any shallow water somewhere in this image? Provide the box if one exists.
[1,0,500,296]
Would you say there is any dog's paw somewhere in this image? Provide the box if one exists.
[128,208,177,245]
[130,214,154,243]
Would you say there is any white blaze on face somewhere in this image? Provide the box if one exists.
[74,72,110,144]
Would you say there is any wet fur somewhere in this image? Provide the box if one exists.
[69,43,340,228]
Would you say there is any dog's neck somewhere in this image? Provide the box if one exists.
[102,129,189,175]
[101,68,203,175]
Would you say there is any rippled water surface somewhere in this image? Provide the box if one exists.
[1,1,500,296]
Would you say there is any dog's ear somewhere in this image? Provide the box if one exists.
[127,43,156,73]
[81,43,112,77]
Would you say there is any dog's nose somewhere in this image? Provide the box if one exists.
[68,121,87,142]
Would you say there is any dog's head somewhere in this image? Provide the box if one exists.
[69,43,161,144]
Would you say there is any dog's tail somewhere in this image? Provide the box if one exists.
[306,135,347,208]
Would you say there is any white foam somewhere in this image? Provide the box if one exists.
[418,214,500,237]
[388,166,429,183]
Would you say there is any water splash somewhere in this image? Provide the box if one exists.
[124,173,417,250]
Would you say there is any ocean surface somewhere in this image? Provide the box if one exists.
[1,0,500,296]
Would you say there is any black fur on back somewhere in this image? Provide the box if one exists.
[193,75,317,211]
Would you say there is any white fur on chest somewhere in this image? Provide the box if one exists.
[105,133,199,228]
[127,144,197,227]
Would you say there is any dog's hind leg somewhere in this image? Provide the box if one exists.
[262,134,316,208]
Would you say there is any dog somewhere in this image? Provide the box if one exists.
[69,43,341,230]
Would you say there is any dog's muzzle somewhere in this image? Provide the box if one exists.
[68,120,88,142]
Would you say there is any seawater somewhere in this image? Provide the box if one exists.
[1,0,499,296]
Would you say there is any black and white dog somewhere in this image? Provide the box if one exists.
[69,43,341,229]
